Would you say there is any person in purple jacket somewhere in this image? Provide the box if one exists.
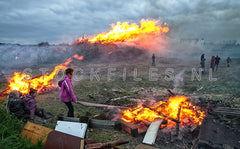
[24,88,50,120]
[60,68,78,117]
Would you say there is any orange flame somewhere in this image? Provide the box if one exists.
[121,95,205,127]
[75,19,169,44]
[6,54,82,95]
[73,54,84,60]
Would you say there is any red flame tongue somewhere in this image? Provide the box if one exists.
[121,95,206,127]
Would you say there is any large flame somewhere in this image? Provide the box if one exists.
[121,95,205,127]
[6,54,83,95]
[75,19,169,44]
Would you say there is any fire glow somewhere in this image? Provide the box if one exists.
[75,19,169,44]
[6,54,84,95]
[121,95,205,127]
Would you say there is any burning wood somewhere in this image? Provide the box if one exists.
[121,95,206,130]
[142,104,180,123]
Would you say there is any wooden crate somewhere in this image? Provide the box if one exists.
[21,121,53,144]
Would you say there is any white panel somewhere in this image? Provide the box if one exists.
[55,121,88,138]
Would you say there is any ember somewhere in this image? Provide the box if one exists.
[121,95,205,128]
[75,19,169,44]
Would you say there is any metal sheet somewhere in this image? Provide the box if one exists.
[55,121,87,138]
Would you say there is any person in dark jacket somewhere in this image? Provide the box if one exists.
[152,54,155,66]
[60,68,78,117]
[7,90,25,119]
[215,55,221,71]
[200,54,206,74]
[24,88,50,120]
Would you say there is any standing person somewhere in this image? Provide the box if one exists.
[215,55,221,71]
[200,54,206,74]
[24,88,50,120]
[226,57,232,67]
[210,56,215,72]
[59,68,78,117]
[152,54,155,66]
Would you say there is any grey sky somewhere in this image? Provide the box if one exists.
[0,0,240,44]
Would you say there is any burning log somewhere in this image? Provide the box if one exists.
[142,104,180,123]
[85,140,129,149]
[142,118,164,145]
[37,85,45,94]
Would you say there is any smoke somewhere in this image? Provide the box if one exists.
[173,70,185,94]
[117,33,169,54]
[0,44,75,71]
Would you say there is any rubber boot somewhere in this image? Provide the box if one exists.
[42,109,51,119]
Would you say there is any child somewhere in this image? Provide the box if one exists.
[59,68,78,117]
[24,88,50,119]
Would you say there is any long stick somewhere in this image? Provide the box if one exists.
[142,104,180,123]
[167,89,176,96]
[77,101,128,109]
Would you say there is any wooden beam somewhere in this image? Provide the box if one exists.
[118,119,138,137]
[77,101,128,109]
[142,118,164,145]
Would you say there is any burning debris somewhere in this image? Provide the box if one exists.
[121,95,205,127]
[74,19,169,54]
[75,19,169,44]
[1,54,84,95]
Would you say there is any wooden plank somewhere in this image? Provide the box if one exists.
[135,144,158,149]
[21,121,53,144]
[142,118,164,145]
[77,101,128,109]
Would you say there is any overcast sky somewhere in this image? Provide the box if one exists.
[0,0,240,44]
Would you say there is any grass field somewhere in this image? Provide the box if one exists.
[0,58,239,148]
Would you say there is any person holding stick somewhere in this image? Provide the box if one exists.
[59,68,78,117]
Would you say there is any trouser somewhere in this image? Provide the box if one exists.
[65,102,74,117]
[152,60,155,66]
[227,63,230,67]
[215,64,219,71]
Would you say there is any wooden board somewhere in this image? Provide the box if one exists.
[142,118,163,145]
[21,121,53,144]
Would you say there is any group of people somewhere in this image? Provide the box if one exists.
[6,88,50,120]
[6,68,78,119]
[200,54,232,74]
